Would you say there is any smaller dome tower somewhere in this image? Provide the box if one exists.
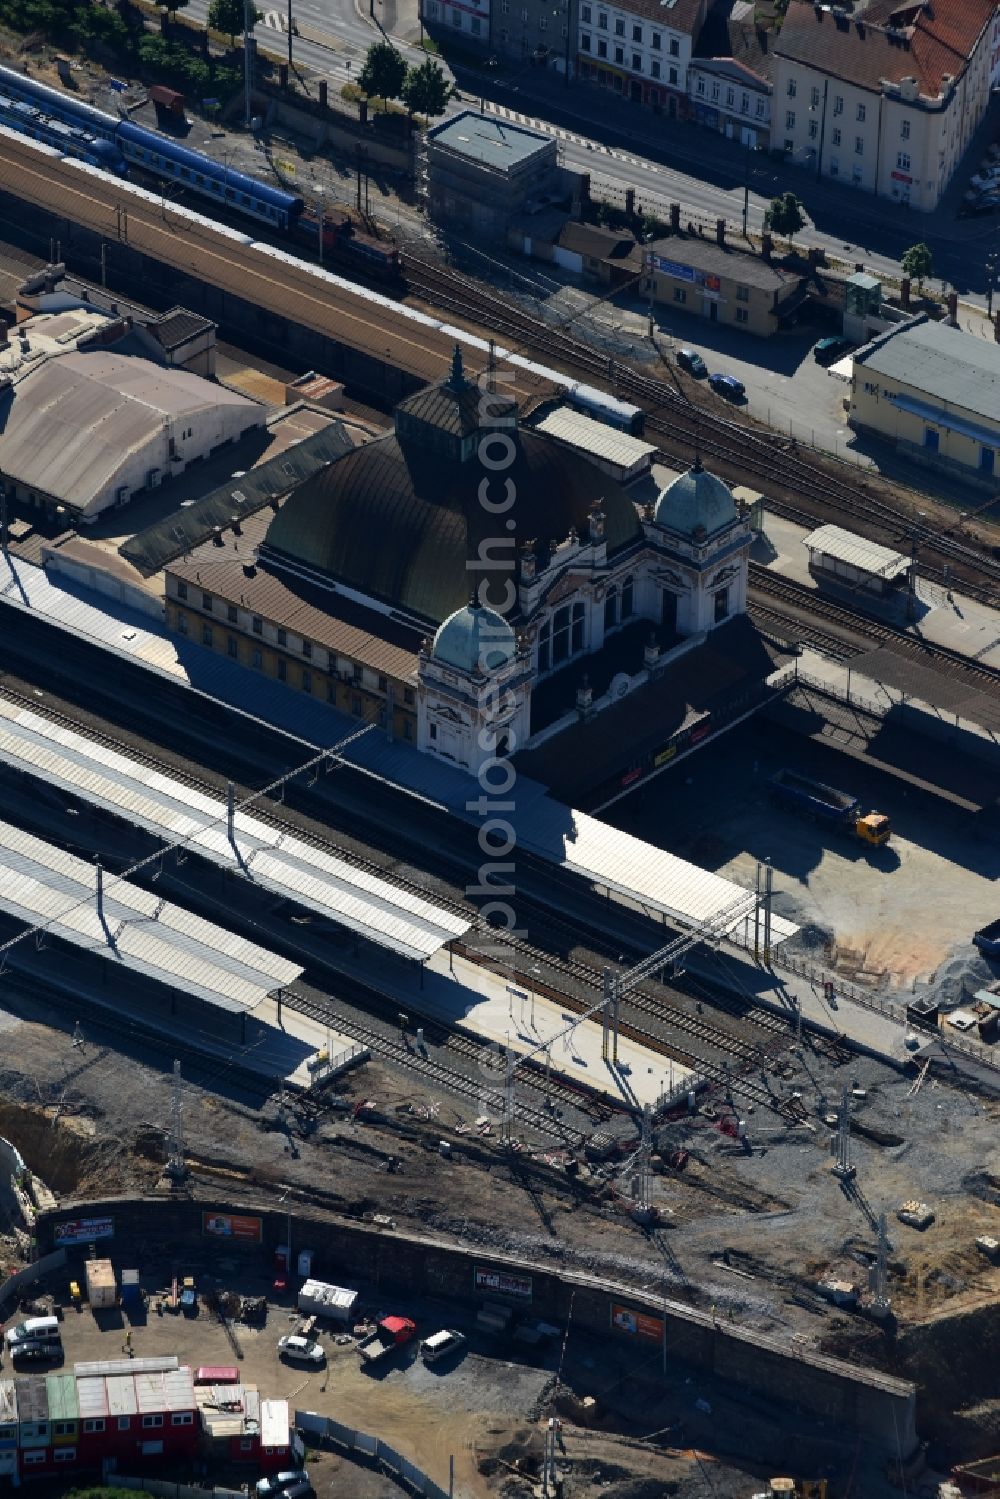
[419,602,531,774]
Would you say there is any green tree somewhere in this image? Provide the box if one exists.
[765,190,805,246]
[207,0,259,46]
[900,241,933,290]
[401,57,450,120]
[358,40,406,108]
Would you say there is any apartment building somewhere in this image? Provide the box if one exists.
[577,0,706,112]
[688,18,774,148]
[422,0,490,47]
[773,0,999,212]
[488,0,576,74]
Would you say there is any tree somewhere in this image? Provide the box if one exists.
[901,241,933,290]
[765,191,805,246]
[358,41,406,108]
[207,0,259,46]
[401,57,450,121]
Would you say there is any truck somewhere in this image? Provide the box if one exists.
[768,769,890,846]
[973,918,1000,957]
[357,1315,416,1366]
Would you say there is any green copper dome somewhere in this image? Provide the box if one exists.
[432,603,516,675]
[654,459,737,540]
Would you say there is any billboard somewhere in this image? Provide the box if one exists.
[650,255,722,293]
[611,1303,664,1342]
[54,1216,114,1246]
[474,1266,532,1300]
[202,1212,263,1243]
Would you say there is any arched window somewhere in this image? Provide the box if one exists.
[604,586,619,631]
[571,601,585,654]
[537,618,551,673]
[621,575,634,619]
[552,605,572,665]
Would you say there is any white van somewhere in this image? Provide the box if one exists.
[420,1329,465,1364]
[5,1316,60,1349]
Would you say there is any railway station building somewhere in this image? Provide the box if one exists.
[164,349,756,780]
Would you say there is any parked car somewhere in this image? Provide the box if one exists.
[708,372,746,401]
[10,1341,62,1365]
[255,1474,312,1499]
[959,195,1000,218]
[277,1335,326,1366]
[677,347,708,377]
[813,335,853,365]
[420,1328,467,1364]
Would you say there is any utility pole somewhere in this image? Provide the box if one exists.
[870,1210,891,1318]
[0,473,8,553]
[244,0,256,130]
[287,0,293,70]
[166,1060,188,1182]
[832,1085,855,1181]
[986,247,997,320]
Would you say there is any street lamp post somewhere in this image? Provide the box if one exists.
[987,247,998,319]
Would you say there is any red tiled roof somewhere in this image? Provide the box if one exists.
[613,0,706,36]
[775,0,996,98]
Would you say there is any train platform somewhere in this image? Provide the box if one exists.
[755,507,1000,670]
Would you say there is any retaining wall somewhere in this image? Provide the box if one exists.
[35,1195,917,1457]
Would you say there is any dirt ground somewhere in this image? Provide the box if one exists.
[607,715,1000,994]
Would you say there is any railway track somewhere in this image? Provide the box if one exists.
[0,676,803,1121]
[404,255,1000,599]
[749,565,1000,693]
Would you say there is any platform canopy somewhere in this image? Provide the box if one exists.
[0,819,301,1012]
[802,524,911,581]
[0,699,470,963]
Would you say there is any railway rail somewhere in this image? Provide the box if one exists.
[0,676,804,1125]
[405,254,1000,600]
[749,565,1000,694]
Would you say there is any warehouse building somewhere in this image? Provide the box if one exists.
[849,317,1000,484]
[0,337,262,523]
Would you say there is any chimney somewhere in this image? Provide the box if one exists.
[669,202,681,232]
[318,80,328,107]
[994,312,1000,343]
[946,291,958,324]
[520,540,537,582]
[807,246,821,268]
[761,231,773,261]
[716,217,726,246]
[625,187,636,219]
[588,501,605,545]
[579,172,590,204]
[900,277,911,308]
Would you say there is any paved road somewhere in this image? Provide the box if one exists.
[178,0,1000,303]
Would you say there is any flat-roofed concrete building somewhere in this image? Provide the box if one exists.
[849,316,1000,485]
[423,111,579,237]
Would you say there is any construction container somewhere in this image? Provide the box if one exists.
[120,1270,141,1310]
[297,1280,357,1322]
[84,1259,116,1309]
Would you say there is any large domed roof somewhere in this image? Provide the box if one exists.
[432,603,516,675]
[262,427,643,627]
[654,459,737,540]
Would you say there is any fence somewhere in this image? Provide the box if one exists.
[112,1477,243,1499]
[296,1410,454,1499]
[0,1248,66,1310]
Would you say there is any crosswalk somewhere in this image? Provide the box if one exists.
[482,100,661,172]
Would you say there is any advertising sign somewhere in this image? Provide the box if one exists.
[202,1212,263,1243]
[611,1303,664,1342]
[54,1217,114,1246]
[474,1267,532,1300]
[650,257,722,293]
